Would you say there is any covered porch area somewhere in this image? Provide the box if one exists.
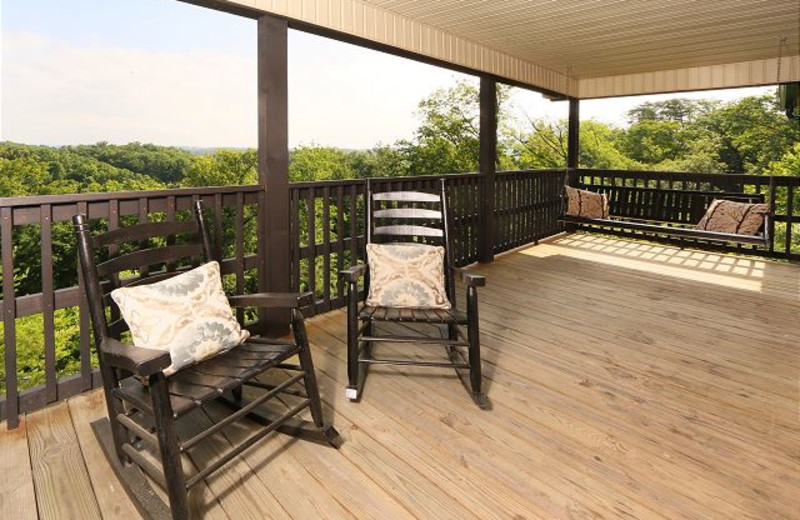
[3,234,797,520]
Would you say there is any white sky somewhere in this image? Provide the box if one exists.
[0,0,774,149]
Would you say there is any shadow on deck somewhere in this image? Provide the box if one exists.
[2,234,798,520]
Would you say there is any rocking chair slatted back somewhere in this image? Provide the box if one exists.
[93,220,199,247]
[87,204,213,341]
[96,244,206,277]
[372,224,444,238]
[367,179,455,302]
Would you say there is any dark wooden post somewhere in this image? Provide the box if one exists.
[567,97,580,186]
[257,15,290,333]
[478,76,497,263]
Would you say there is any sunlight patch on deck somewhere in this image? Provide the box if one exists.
[519,234,800,300]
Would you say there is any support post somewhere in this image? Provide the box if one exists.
[478,76,497,263]
[567,97,580,186]
[257,15,290,334]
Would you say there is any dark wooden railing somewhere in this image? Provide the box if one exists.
[576,169,800,260]
[0,186,262,427]
[494,169,565,253]
[289,173,483,316]
[4,167,797,428]
[288,170,565,316]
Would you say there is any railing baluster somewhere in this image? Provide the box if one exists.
[40,204,57,403]
[165,196,176,273]
[306,186,317,316]
[290,187,301,293]
[335,185,345,304]
[234,192,245,324]
[349,183,359,267]
[76,201,93,392]
[138,197,150,277]
[321,186,331,312]
[213,192,224,262]
[768,177,776,255]
[108,199,121,324]
[2,207,19,428]
[786,185,794,257]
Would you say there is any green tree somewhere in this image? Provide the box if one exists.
[183,149,258,186]
[765,142,800,177]
[696,94,800,174]
[626,98,718,125]
[398,80,512,175]
[617,120,692,165]
[289,145,359,181]
[69,142,193,185]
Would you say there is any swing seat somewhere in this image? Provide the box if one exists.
[560,185,773,249]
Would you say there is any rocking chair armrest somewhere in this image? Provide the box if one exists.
[340,264,368,283]
[100,338,171,377]
[451,267,486,288]
[228,292,314,310]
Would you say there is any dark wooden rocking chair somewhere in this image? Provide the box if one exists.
[73,201,340,520]
[340,179,489,409]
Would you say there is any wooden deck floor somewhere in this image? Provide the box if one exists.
[2,234,798,520]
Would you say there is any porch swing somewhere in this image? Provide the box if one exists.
[559,184,774,248]
[557,38,794,251]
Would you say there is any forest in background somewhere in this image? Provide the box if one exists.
[1,81,799,392]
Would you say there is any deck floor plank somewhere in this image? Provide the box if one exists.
[196,403,354,520]
[67,392,143,520]
[308,312,667,520]
[173,408,291,520]
[0,416,37,520]
[27,401,102,520]
[1,235,798,520]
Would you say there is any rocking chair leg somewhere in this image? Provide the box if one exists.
[467,286,490,410]
[291,309,342,448]
[150,373,190,520]
[291,309,323,427]
[101,364,131,465]
[447,323,458,341]
[345,281,361,400]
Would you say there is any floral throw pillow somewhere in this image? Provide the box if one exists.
[110,261,249,376]
[366,243,451,309]
[565,186,609,219]
[696,199,767,236]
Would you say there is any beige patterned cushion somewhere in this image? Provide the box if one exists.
[110,261,249,376]
[365,243,451,309]
[696,199,767,236]
[565,187,609,219]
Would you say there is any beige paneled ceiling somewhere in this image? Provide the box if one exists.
[363,0,799,78]
[187,0,800,98]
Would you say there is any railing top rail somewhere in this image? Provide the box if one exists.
[578,168,800,185]
[288,172,484,190]
[288,170,564,190]
[0,184,263,208]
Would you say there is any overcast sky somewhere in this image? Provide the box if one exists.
[1,0,773,149]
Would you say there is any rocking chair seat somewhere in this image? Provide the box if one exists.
[359,305,468,324]
[114,339,300,417]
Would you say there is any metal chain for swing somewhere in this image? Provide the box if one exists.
[777,36,787,86]
[563,65,573,189]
